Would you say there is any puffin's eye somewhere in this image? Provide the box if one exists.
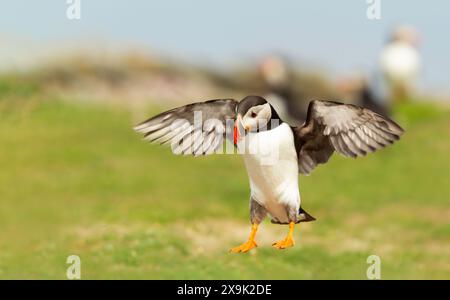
[251,112,257,118]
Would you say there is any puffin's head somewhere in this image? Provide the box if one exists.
[234,96,280,145]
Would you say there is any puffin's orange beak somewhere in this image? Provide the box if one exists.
[234,114,244,145]
[233,122,239,145]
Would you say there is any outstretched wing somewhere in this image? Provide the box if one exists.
[134,99,238,156]
[293,100,404,175]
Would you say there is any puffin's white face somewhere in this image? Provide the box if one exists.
[240,103,272,133]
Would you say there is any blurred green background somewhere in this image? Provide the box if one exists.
[0,1,449,279]
[0,61,449,279]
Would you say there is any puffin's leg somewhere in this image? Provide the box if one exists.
[272,222,295,249]
[230,198,266,253]
[230,223,259,253]
[272,207,297,249]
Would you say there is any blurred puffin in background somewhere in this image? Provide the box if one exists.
[134,95,404,253]
[380,25,421,102]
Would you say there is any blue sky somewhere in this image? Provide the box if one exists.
[1,0,449,90]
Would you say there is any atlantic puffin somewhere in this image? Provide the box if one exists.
[134,96,404,253]
[380,25,421,101]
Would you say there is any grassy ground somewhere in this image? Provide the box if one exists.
[0,98,449,279]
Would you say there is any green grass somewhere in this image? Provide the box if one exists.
[0,99,449,279]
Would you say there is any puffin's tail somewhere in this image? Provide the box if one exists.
[297,207,316,223]
[270,207,316,224]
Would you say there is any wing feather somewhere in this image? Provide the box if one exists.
[294,100,404,175]
[134,99,237,156]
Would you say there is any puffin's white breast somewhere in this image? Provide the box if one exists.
[238,123,300,223]
[380,42,420,83]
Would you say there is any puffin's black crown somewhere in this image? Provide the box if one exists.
[236,96,268,116]
[237,95,282,125]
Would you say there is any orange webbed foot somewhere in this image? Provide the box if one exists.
[272,237,295,249]
[230,223,258,253]
[230,240,257,253]
[272,221,296,250]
